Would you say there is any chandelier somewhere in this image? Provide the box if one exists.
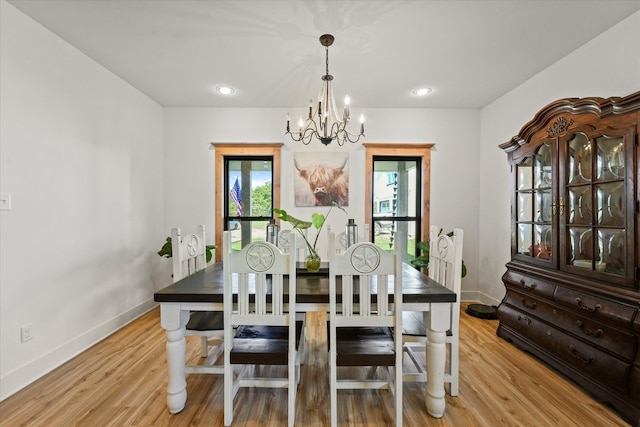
[286,34,365,146]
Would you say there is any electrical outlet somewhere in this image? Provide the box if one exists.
[20,324,33,343]
[0,193,11,211]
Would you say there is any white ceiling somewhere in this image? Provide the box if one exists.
[7,0,640,109]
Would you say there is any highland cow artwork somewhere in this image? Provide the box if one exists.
[294,152,349,207]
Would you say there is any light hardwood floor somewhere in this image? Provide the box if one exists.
[0,303,629,426]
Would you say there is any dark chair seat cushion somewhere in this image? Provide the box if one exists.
[334,326,396,366]
[186,311,224,331]
[229,321,304,365]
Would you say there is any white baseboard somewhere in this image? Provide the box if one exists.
[0,299,158,401]
[461,290,502,307]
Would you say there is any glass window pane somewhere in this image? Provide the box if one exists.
[567,133,591,185]
[597,228,625,276]
[534,190,552,223]
[567,185,592,225]
[517,223,532,256]
[517,157,533,190]
[596,182,625,226]
[517,193,532,222]
[533,224,552,260]
[596,135,624,181]
[568,227,593,266]
[534,143,552,189]
[373,160,418,217]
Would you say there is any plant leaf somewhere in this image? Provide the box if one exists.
[157,237,172,258]
[311,212,325,230]
[273,208,312,229]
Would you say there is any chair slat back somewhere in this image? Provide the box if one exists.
[428,226,463,295]
[329,232,403,328]
[171,225,207,281]
[223,231,295,325]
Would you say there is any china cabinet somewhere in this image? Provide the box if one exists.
[498,91,640,426]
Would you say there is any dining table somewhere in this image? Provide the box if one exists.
[154,261,456,418]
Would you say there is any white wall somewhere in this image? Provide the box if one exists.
[0,2,166,400]
[478,11,640,305]
[163,107,481,296]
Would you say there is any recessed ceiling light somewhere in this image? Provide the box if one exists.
[215,86,235,95]
[412,87,432,97]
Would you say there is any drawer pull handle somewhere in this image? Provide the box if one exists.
[569,345,596,363]
[517,315,532,327]
[575,298,602,312]
[520,297,537,310]
[520,279,537,290]
[576,320,603,338]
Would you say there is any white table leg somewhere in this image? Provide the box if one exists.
[160,303,190,414]
[424,303,450,418]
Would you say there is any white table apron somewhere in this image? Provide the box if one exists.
[159,300,452,418]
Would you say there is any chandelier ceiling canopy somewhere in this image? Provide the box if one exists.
[286,34,364,146]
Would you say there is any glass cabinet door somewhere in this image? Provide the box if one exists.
[514,142,554,263]
[561,128,633,283]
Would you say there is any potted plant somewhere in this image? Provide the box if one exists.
[410,229,467,277]
[157,237,217,263]
[273,201,346,272]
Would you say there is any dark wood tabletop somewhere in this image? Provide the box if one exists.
[154,262,456,305]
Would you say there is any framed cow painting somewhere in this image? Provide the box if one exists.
[293,152,349,207]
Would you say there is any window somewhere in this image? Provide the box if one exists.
[213,143,283,261]
[224,157,274,250]
[364,143,434,263]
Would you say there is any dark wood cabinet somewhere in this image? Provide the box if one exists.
[498,91,640,426]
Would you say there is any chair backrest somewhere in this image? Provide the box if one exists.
[223,231,296,326]
[327,223,371,259]
[171,225,207,282]
[329,232,403,328]
[428,226,463,294]
[428,225,463,332]
[278,229,308,260]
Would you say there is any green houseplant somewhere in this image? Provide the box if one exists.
[273,202,346,272]
[410,229,467,277]
[157,237,217,263]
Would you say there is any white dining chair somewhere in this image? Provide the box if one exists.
[328,232,403,427]
[278,228,310,263]
[222,231,302,427]
[403,226,464,396]
[171,225,224,374]
[327,223,370,259]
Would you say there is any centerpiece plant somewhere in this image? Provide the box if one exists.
[273,201,346,272]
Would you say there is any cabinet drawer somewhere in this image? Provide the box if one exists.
[553,287,636,329]
[499,304,630,392]
[502,270,555,299]
[505,289,637,361]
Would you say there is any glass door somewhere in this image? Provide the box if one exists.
[513,142,556,265]
[560,127,634,285]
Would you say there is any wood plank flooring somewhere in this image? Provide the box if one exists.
[0,303,630,426]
